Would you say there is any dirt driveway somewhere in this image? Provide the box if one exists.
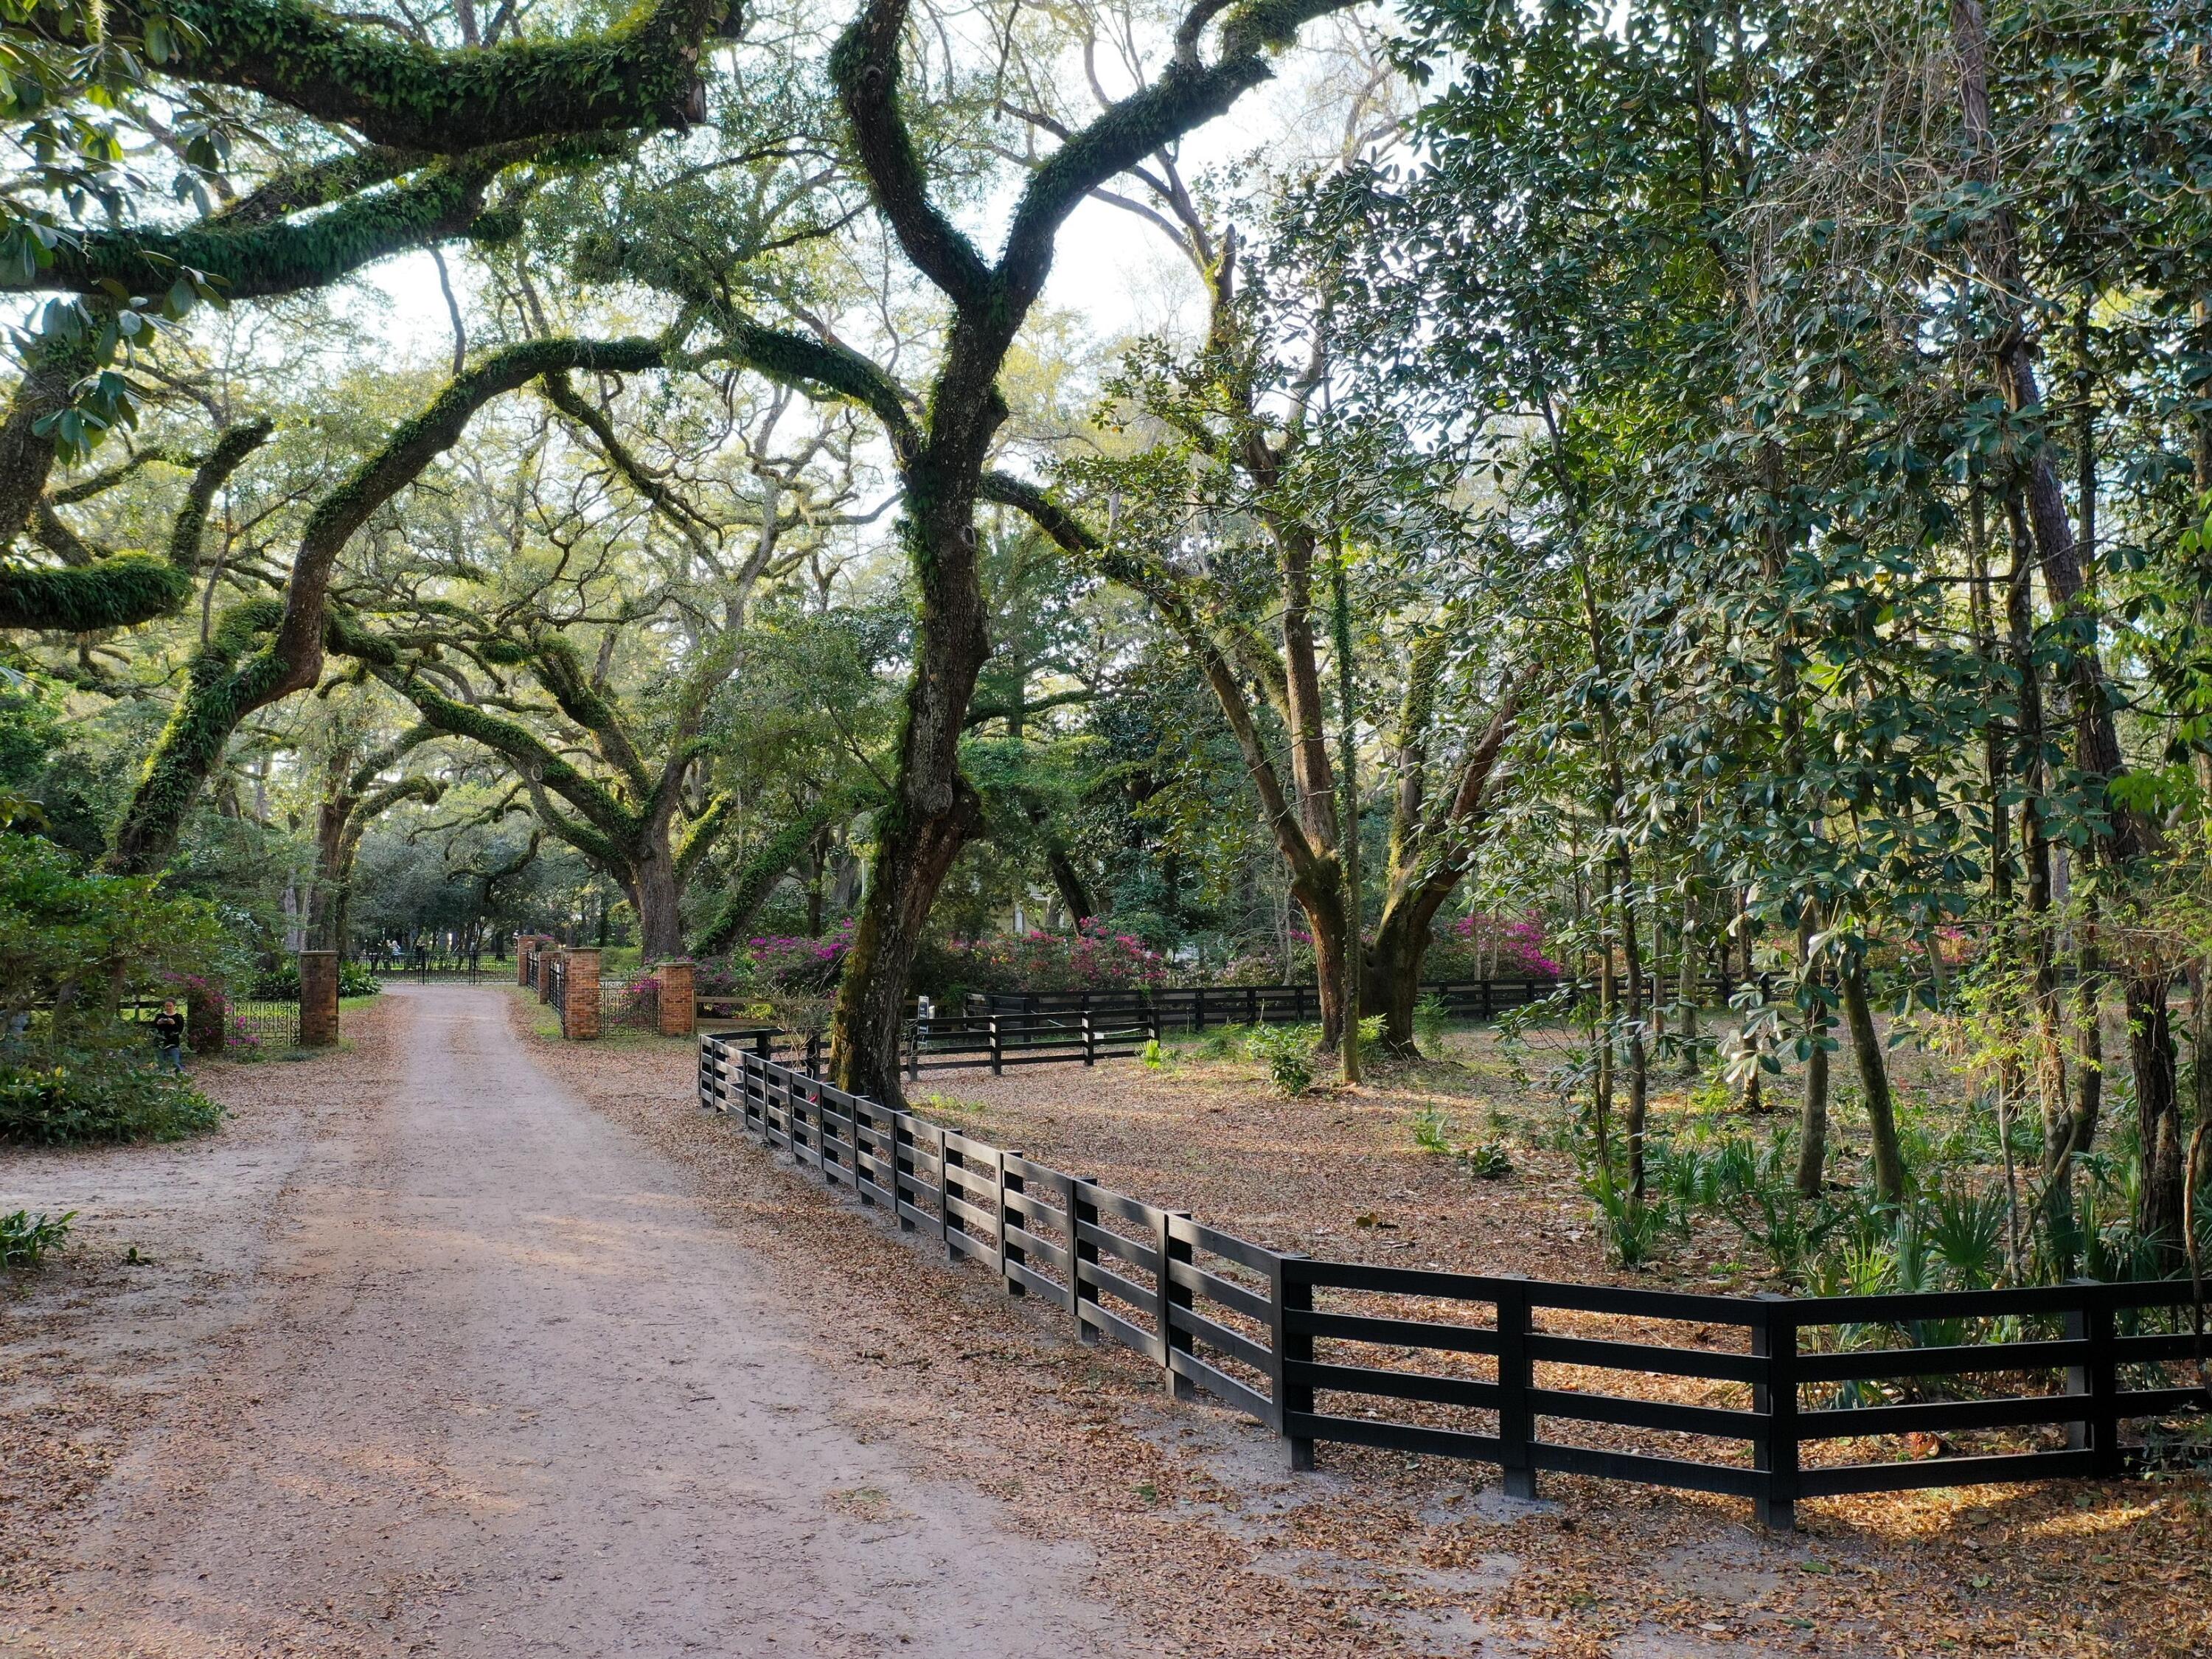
[0,987,1139,1658]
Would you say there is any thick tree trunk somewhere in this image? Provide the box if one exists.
[1839,958,1906,1205]
[1296,874,1350,1047]
[2131,975,2188,1265]
[832,790,979,1105]
[631,830,686,961]
[310,792,349,953]
[830,481,992,1105]
[1043,846,1094,925]
[1365,902,1439,1057]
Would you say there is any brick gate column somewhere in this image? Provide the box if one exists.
[299,950,338,1047]
[563,948,601,1040]
[655,959,695,1037]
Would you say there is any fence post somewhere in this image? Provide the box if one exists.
[999,1150,1026,1297]
[1160,1211,1196,1400]
[2066,1279,2121,1478]
[1293,983,1307,1022]
[1071,1175,1101,1343]
[1479,979,1493,1020]
[1246,987,1258,1026]
[989,1015,1004,1077]
[1193,987,1208,1032]
[942,1134,966,1262]
[1270,1253,1314,1469]
[1082,1010,1096,1067]
[1752,1293,1800,1532]
[655,959,695,1037]
[906,1017,919,1083]
[752,1029,772,1062]
[806,1029,823,1079]
[891,1112,918,1230]
[1494,1273,1535,1498]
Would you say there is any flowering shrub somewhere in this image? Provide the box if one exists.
[1428,913,1559,980]
[935,919,1167,994]
[746,919,855,990]
[226,1018,265,1060]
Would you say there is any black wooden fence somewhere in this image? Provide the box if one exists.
[696,1035,2208,1528]
[905,1007,1158,1077]
[967,978,1562,1029]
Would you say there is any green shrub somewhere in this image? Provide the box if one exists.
[1460,1140,1514,1180]
[1413,992,1448,1057]
[1195,1023,1248,1060]
[1590,1175,1668,1267]
[1245,1023,1319,1096]
[1,1207,73,1269]
[1411,1102,1454,1154]
[250,960,302,1000]
[1411,1104,1515,1178]
[0,1050,224,1145]
[338,961,381,998]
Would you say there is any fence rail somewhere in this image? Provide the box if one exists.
[695,1036,2208,1529]
[967,978,1564,1028]
[906,1008,1157,1077]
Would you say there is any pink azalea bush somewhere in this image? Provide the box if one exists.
[696,918,857,997]
[935,918,1167,994]
[1427,912,1559,979]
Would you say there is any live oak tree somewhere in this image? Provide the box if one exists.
[360,369,882,959]
[0,0,742,639]
[706,0,1366,1102]
[1043,153,1529,1060]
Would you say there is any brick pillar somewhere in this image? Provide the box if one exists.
[299,950,339,1048]
[656,960,695,1037]
[562,948,601,1040]
[539,946,562,1005]
[517,935,536,987]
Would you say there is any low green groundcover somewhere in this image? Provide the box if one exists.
[0,1048,224,1145]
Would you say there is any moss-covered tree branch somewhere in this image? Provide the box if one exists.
[28,0,737,154]
[692,790,874,955]
[10,150,531,300]
[1,414,271,633]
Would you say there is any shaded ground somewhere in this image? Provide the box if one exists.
[524,1002,2212,1658]
[0,988,1141,1658]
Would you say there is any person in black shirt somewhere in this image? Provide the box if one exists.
[152,1001,186,1074]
